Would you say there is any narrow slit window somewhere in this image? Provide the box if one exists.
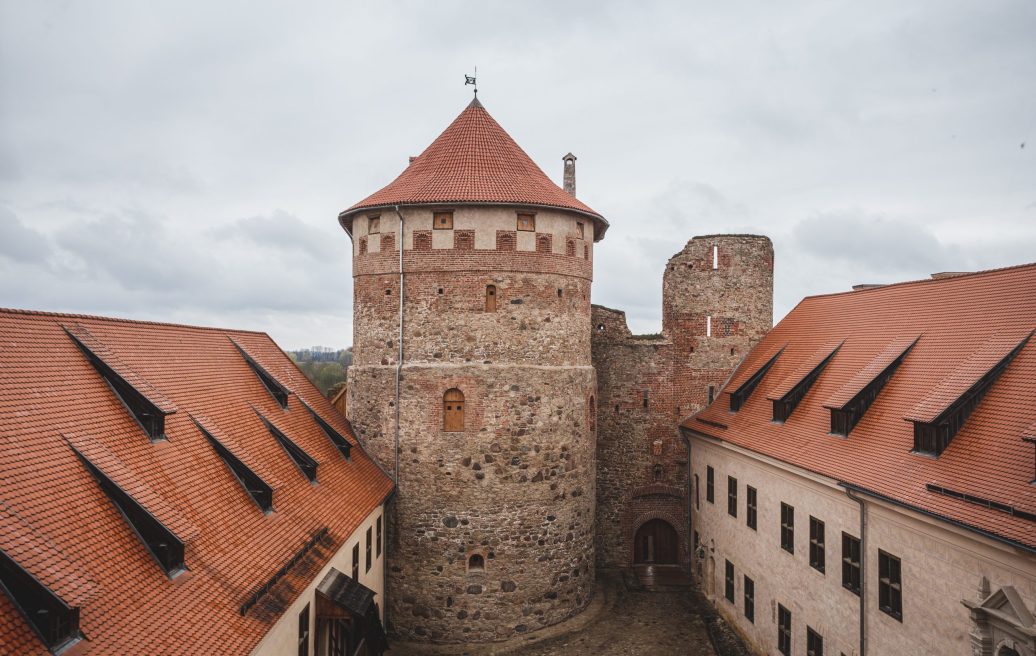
[376,515,383,556]
[70,446,185,576]
[485,285,497,312]
[352,543,359,580]
[517,213,535,231]
[256,411,318,482]
[708,385,715,405]
[780,502,794,553]
[712,245,719,270]
[727,476,738,517]
[706,315,712,337]
[433,211,454,229]
[365,527,372,573]
[0,549,81,652]
[706,466,715,503]
[443,388,465,432]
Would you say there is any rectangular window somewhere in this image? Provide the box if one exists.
[367,216,380,234]
[708,385,715,405]
[777,604,792,655]
[377,515,383,557]
[576,221,585,238]
[878,550,902,621]
[842,532,861,595]
[746,486,757,530]
[780,503,794,553]
[724,560,735,603]
[809,516,825,573]
[712,244,719,269]
[727,476,738,517]
[693,530,699,554]
[433,211,454,229]
[352,543,359,580]
[807,626,824,656]
[706,315,712,337]
[517,213,535,231]
[366,527,373,573]
[706,466,715,503]
[744,575,755,623]
[298,603,310,656]
[694,474,700,510]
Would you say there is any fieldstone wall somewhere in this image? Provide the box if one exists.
[592,235,773,569]
[347,205,597,643]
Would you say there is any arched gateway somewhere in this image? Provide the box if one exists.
[633,518,679,565]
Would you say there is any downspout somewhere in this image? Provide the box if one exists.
[846,487,867,656]
[393,205,404,485]
[682,428,693,571]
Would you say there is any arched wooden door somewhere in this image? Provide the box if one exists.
[634,518,679,564]
[443,389,464,432]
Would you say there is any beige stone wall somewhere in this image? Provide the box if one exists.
[688,434,1036,656]
[250,504,386,656]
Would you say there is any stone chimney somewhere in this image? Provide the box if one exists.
[562,153,577,196]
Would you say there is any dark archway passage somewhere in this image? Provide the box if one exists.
[634,519,679,564]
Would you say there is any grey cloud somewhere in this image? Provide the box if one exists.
[210,210,338,259]
[0,206,51,263]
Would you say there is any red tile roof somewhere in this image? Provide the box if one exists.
[339,98,608,240]
[684,263,1036,551]
[0,309,393,655]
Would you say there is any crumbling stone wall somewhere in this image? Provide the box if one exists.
[347,206,597,643]
[592,235,773,569]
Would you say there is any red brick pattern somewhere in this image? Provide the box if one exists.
[688,262,1036,549]
[0,310,393,655]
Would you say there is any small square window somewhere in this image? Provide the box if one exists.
[368,216,380,234]
[517,213,535,231]
[433,211,454,229]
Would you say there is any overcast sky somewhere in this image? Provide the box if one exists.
[1,1,1033,349]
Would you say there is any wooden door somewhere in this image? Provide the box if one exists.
[443,389,464,432]
[485,285,497,312]
[634,519,678,564]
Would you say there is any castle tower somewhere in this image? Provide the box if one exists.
[591,234,772,570]
[339,98,608,642]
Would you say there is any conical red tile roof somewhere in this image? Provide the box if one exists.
[340,98,608,240]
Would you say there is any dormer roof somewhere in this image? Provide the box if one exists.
[339,98,608,240]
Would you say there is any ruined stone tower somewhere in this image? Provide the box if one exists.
[592,235,773,569]
[339,98,607,642]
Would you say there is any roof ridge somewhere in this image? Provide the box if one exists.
[0,306,270,337]
[800,260,1036,302]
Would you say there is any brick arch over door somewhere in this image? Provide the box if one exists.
[629,510,686,567]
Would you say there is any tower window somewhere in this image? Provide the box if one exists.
[589,395,596,433]
[652,464,664,482]
[433,211,454,229]
[517,213,535,231]
[706,315,712,337]
[576,221,585,238]
[712,245,719,270]
[642,391,649,409]
[485,285,497,312]
[367,216,380,234]
[708,385,715,405]
[468,553,485,572]
[376,515,383,556]
[443,388,465,432]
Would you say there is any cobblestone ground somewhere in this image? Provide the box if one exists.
[387,572,719,656]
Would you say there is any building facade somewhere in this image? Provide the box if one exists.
[683,264,1036,656]
[341,99,607,642]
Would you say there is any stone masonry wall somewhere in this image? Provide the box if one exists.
[592,235,773,569]
[347,205,597,643]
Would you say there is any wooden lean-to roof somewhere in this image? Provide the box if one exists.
[0,309,393,655]
[685,263,1036,551]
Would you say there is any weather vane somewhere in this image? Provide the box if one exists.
[464,66,478,97]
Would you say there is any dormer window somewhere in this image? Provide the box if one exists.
[63,324,175,440]
[433,211,454,229]
[0,549,81,652]
[192,416,274,512]
[230,338,291,409]
[728,347,784,412]
[768,341,842,423]
[517,213,535,231]
[906,331,1030,456]
[301,400,352,459]
[367,216,380,234]
[256,410,319,482]
[825,336,918,436]
[69,444,186,576]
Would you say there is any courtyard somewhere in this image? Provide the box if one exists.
[387,570,743,656]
